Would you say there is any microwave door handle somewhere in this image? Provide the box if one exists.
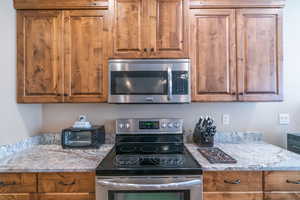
[97,179,201,190]
[167,66,172,101]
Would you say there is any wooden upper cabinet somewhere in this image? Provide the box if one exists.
[237,9,283,101]
[148,0,188,58]
[112,0,188,58]
[17,11,63,103]
[113,0,146,58]
[190,9,237,102]
[64,10,109,102]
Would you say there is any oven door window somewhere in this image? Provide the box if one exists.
[109,191,189,200]
[111,71,168,95]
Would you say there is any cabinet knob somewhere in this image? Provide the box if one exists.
[150,48,154,52]
[144,48,147,52]
[239,92,244,96]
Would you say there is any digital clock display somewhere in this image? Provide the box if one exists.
[139,121,160,129]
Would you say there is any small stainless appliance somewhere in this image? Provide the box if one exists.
[96,118,202,200]
[287,133,300,154]
[109,59,191,104]
[61,126,105,149]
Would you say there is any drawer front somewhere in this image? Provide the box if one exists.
[264,192,300,200]
[204,171,262,192]
[38,193,94,200]
[38,173,94,193]
[204,192,263,200]
[0,194,37,200]
[264,171,300,192]
[0,173,37,193]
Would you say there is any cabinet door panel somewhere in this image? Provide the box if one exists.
[148,0,188,58]
[237,9,283,101]
[113,0,146,57]
[38,193,93,200]
[0,194,36,200]
[0,173,37,193]
[17,11,63,103]
[204,192,263,200]
[64,10,109,102]
[190,9,237,102]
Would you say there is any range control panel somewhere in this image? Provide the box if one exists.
[116,118,183,134]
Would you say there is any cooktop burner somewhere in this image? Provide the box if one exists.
[114,154,185,168]
[198,147,237,164]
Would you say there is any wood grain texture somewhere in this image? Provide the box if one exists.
[264,192,300,200]
[237,9,283,102]
[0,194,37,200]
[148,0,188,58]
[204,192,263,200]
[190,9,237,102]
[14,0,108,9]
[204,171,263,192]
[264,171,300,192]
[0,173,37,193]
[112,0,146,58]
[189,0,285,8]
[64,10,109,103]
[38,173,94,193]
[17,10,64,103]
[38,193,94,200]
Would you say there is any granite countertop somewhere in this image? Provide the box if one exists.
[0,144,113,173]
[186,143,300,171]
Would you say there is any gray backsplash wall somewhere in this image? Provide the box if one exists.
[40,0,300,148]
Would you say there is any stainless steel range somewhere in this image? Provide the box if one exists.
[96,118,203,200]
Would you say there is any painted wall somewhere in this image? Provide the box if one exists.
[0,0,42,145]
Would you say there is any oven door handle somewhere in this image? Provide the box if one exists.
[96,179,201,189]
[167,66,172,101]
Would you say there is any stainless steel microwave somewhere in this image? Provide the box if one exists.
[108,59,191,104]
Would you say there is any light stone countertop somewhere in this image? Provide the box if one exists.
[186,143,300,171]
[0,144,113,173]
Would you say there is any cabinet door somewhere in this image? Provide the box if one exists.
[190,9,237,102]
[17,11,63,103]
[64,10,109,102]
[0,194,37,200]
[148,0,188,58]
[237,9,283,101]
[112,0,147,58]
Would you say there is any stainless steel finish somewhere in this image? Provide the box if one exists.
[167,66,172,101]
[96,175,203,200]
[115,118,183,134]
[108,59,191,104]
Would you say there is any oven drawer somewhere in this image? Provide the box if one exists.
[0,173,37,193]
[264,171,300,192]
[204,171,262,192]
[38,173,94,193]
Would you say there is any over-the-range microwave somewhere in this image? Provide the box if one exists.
[108,59,191,104]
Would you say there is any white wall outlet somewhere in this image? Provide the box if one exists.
[279,113,290,125]
[222,114,230,125]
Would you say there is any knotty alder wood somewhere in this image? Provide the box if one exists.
[0,173,37,193]
[203,171,262,192]
[38,173,94,193]
[190,9,237,102]
[38,193,94,200]
[0,194,37,200]
[64,10,109,103]
[264,192,300,200]
[14,0,108,9]
[203,192,263,200]
[17,11,64,103]
[189,0,285,8]
[237,9,283,101]
[264,171,300,192]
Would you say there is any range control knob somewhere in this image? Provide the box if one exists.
[125,123,130,129]
[174,122,180,128]
[161,123,167,128]
[167,123,173,128]
[119,123,124,129]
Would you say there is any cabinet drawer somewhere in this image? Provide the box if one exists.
[38,173,94,193]
[0,194,36,200]
[0,173,37,193]
[204,171,262,192]
[203,192,263,200]
[264,171,300,191]
[38,193,94,200]
[264,192,300,200]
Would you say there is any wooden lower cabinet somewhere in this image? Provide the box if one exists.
[264,192,300,200]
[38,193,95,200]
[0,194,37,200]
[204,192,263,200]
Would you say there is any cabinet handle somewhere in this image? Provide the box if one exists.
[0,181,16,187]
[144,48,147,52]
[231,92,236,95]
[224,179,241,185]
[238,92,244,96]
[150,48,154,52]
[286,180,300,184]
[58,180,76,186]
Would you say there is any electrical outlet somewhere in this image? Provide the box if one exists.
[279,113,290,125]
[222,114,230,125]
